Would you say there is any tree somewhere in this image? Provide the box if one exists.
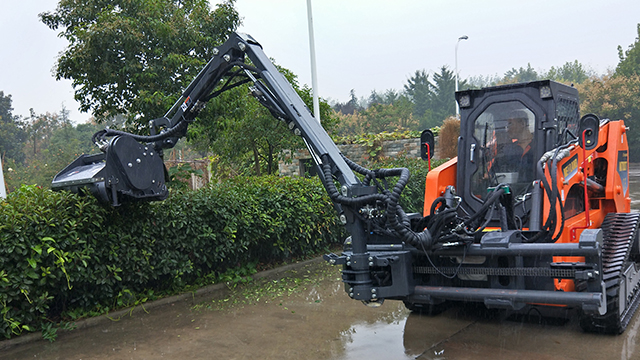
[40,0,240,127]
[616,23,640,77]
[367,90,383,106]
[188,66,336,176]
[366,89,402,107]
[544,60,594,85]
[576,73,640,157]
[358,100,415,134]
[403,66,460,129]
[333,89,363,115]
[3,108,102,191]
[466,74,501,89]
[502,63,539,83]
[428,66,458,123]
[404,69,431,120]
[381,89,400,105]
[333,112,367,136]
[24,109,68,155]
[0,91,27,163]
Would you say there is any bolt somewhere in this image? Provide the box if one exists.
[150,152,154,156]
[341,185,349,197]
[368,257,373,261]
[223,54,231,62]
[349,287,353,292]
[347,261,351,266]
[213,48,219,55]
[127,163,133,168]
[349,292,354,298]
[346,256,351,261]
[238,42,246,51]
[340,214,347,224]
[136,158,141,164]
[371,288,376,294]
[372,294,377,299]
[143,152,147,156]
[330,259,336,264]
[369,262,374,267]
[294,128,301,136]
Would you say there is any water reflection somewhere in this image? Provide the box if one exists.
[334,307,413,360]
[622,312,640,360]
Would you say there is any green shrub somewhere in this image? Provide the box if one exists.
[0,158,440,340]
[438,117,460,159]
[0,186,109,339]
[0,177,344,340]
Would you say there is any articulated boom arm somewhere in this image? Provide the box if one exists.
[89,32,360,190]
[52,33,434,303]
[148,33,361,191]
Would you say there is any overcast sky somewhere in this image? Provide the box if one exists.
[1,0,639,124]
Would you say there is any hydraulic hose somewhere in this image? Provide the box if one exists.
[93,119,189,146]
[463,186,505,228]
[320,154,433,249]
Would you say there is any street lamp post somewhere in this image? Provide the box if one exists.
[306,0,320,124]
[455,35,468,117]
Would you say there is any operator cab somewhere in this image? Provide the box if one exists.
[471,103,536,199]
[456,80,580,228]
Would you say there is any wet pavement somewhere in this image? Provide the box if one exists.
[3,258,640,360]
[3,165,640,359]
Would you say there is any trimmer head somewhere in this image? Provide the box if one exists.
[52,135,168,206]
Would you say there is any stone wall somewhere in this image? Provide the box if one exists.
[278,137,440,177]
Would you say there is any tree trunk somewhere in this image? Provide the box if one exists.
[252,144,261,176]
[267,143,274,174]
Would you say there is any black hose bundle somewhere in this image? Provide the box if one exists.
[525,147,567,243]
[92,118,189,147]
[321,154,433,249]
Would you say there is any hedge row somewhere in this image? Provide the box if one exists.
[0,176,345,340]
[0,158,439,340]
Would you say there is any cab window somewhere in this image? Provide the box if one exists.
[471,101,535,200]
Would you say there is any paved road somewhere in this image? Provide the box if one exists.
[4,166,640,359]
[3,259,639,360]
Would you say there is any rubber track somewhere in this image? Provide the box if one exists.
[581,213,640,333]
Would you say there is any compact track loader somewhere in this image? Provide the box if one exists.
[51,32,639,333]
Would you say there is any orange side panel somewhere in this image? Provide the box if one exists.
[423,157,457,216]
[602,120,631,213]
[541,120,631,242]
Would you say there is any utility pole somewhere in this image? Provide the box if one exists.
[306,0,321,124]
[455,35,468,117]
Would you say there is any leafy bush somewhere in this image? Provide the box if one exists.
[0,155,443,340]
[167,162,205,191]
[438,117,460,159]
[0,177,344,340]
[332,129,422,147]
[0,186,109,339]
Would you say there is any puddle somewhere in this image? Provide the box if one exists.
[334,307,413,360]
